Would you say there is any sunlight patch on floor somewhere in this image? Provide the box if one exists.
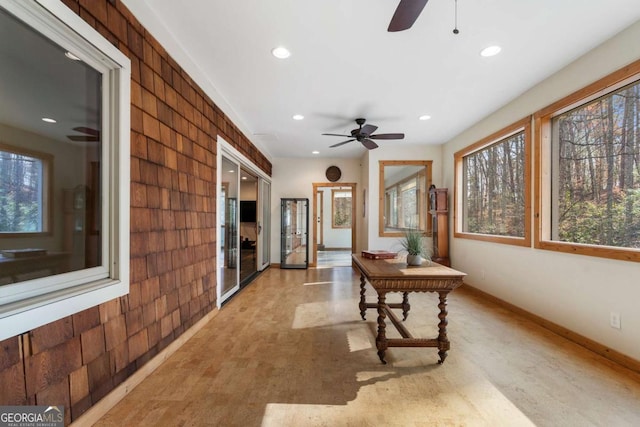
[302,281,335,286]
[291,299,357,329]
[346,328,372,352]
[260,377,536,427]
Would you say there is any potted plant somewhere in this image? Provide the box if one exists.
[400,229,430,266]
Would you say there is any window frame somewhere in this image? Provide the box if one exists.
[0,0,130,340]
[454,117,532,247]
[534,59,640,262]
[331,189,352,229]
[0,143,53,236]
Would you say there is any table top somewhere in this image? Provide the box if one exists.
[352,254,466,292]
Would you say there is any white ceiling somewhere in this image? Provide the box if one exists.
[125,1,640,159]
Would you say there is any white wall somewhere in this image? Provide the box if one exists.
[270,157,361,263]
[442,20,640,361]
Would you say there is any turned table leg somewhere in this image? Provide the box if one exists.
[376,292,388,364]
[359,273,367,320]
[401,292,410,321]
[437,291,451,364]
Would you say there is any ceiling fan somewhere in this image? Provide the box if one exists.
[322,118,404,150]
[388,0,429,32]
[67,126,100,142]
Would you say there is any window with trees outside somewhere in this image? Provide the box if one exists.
[454,117,531,246]
[0,1,130,340]
[332,189,352,228]
[535,60,640,262]
[0,145,52,234]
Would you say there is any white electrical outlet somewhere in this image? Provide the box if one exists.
[610,312,621,329]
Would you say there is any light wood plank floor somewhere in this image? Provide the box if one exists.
[94,267,640,426]
[316,250,352,268]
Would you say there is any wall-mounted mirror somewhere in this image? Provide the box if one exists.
[379,160,432,237]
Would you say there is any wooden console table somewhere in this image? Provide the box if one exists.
[352,254,466,364]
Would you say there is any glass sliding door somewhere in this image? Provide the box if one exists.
[258,179,271,271]
[217,138,271,306]
[220,156,239,302]
[239,168,258,285]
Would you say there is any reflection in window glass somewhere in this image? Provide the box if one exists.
[400,179,418,228]
[0,148,45,232]
[0,6,102,284]
[383,164,427,232]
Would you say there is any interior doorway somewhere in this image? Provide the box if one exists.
[312,183,356,268]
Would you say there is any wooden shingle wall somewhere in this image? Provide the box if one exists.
[0,0,271,423]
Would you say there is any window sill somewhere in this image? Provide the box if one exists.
[535,240,640,263]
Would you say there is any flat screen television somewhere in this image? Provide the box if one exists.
[240,200,257,222]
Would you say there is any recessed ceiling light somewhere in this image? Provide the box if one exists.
[419,115,431,121]
[41,117,57,123]
[480,45,501,57]
[292,114,304,121]
[241,176,247,180]
[312,151,320,155]
[65,51,81,61]
[228,170,235,173]
[271,46,291,59]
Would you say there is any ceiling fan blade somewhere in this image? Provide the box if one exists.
[370,133,405,140]
[388,0,429,32]
[330,139,355,148]
[67,135,100,142]
[322,133,351,137]
[360,124,378,136]
[72,126,100,136]
[361,139,379,150]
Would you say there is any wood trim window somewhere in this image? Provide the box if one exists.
[331,189,352,228]
[454,117,532,247]
[534,59,640,262]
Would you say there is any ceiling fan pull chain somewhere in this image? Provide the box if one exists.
[453,0,460,35]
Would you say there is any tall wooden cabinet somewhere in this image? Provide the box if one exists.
[429,187,450,267]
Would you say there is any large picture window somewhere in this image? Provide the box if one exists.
[535,60,640,262]
[454,118,531,246]
[0,1,130,339]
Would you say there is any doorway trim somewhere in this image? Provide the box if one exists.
[311,182,357,267]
